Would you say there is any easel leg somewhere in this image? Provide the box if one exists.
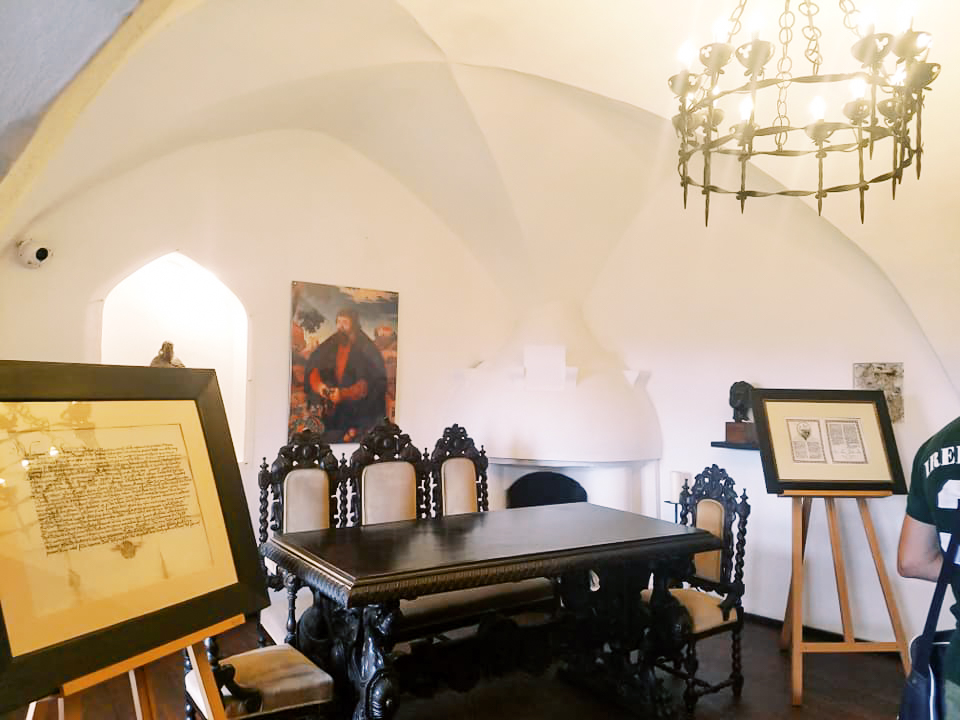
[62,696,81,720]
[130,667,158,720]
[187,642,229,720]
[781,496,813,650]
[791,497,804,706]
[857,498,911,674]
[825,498,855,642]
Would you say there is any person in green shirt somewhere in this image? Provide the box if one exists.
[899,415,960,719]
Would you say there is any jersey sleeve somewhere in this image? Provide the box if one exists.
[906,447,934,524]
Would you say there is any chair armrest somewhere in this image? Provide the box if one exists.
[717,582,744,622]
[213,662,263,714]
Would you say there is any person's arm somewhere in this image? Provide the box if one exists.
[898,514,943,581]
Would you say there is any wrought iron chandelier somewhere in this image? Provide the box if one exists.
[669,0,939,225]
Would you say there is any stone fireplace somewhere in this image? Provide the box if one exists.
[448,301,662,516]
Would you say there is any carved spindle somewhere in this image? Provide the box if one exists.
[257,457,271,546]
[285,572,301,647]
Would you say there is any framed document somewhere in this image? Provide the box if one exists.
[751,388,906,495]
[0,361,268,713]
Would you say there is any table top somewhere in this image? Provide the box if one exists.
[262,503,720,607]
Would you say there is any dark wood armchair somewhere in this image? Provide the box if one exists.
[258,432,345,646]
[344,418,434,526]
[645,464,750,714]
[431,423,489,514]
[183,634,334,719]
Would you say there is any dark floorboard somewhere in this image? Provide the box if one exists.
[3,619,904,720]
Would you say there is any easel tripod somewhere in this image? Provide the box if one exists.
[27,615,242,720]
[780,490,910,705]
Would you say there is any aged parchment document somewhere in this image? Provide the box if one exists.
[0,400,237,657]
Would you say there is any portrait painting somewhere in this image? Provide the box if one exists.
[288,281,399,443]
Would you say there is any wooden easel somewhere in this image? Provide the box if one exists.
[779,491,910,705]
[46,614,244,719]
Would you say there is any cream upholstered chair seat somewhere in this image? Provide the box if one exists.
[640,587,737,635]
[185,644,334,719]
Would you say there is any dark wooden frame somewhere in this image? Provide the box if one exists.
[752,388,906,495]
[0,360,268,714]
[345,419,434,526]
[430,423,489,513]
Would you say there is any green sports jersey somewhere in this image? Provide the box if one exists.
[906,415,960,685]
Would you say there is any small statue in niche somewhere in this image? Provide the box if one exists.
[729,381,754,422]
[149,341,185,368]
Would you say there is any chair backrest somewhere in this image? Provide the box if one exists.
[346,418,434,526]
[258,432,343,541]
[257,432,343,603]
[506,471,587,508]
[678,464,750,594]
[431,424,489,515]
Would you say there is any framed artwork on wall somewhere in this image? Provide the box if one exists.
[288,281,399,443]
[751,388,906,495]
[0,361,267,713]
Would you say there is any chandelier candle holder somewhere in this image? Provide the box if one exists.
[669,0,938,225]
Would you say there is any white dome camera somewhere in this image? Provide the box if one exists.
[16,239,51,269]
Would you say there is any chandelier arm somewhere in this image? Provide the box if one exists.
[689,72,877,111]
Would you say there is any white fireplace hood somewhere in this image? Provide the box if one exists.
[450,302,661,464]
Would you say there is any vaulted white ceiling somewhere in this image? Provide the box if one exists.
[2,0,958,382]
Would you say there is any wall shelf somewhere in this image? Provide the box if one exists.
[710,441,759,451]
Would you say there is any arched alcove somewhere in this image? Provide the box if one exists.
[100,252,248,460]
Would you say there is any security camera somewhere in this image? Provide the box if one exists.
[16,239,51,269]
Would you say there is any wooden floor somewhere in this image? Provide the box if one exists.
[4,618,904,720]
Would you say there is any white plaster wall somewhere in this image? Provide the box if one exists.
[0,129,514,522]
[1,124,955,649]
[586,162,960,643]
[100,252,248,459]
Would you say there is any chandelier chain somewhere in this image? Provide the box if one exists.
[839,0,863,38]
[774,3,796,149]
[798,1,822,73]
[725,0,749,44]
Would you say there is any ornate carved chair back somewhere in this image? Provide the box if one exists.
[431,424,489,515]
[346,418,435,526]
[677,463,750,599]
[256,432,343,646]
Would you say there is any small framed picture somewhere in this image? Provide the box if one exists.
[751,388,906,495]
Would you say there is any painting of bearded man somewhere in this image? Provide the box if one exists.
[288,282,398,443]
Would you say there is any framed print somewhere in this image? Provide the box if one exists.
[0,361,268,713]
[751,388,906,495]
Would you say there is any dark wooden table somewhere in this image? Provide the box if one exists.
[262,503,721,720]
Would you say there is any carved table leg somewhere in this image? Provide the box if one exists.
[348,603,400,720]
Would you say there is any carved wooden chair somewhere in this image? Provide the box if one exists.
[431,423,489,515]
[258,432,345,646]
[344,418,434,526]
[644,464,750,714]
[183,634,335,719]
[182,432,343,719]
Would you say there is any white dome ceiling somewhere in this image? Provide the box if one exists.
[2,0,959,385]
